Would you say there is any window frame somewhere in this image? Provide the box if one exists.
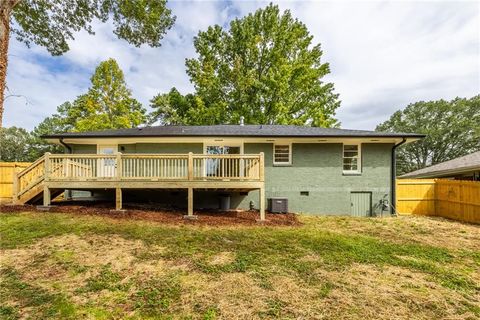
[202,141,244,155]
[273,143,292,166]
[342,143,361,174]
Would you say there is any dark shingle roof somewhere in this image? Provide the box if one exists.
[401,151,480,178]
[43,125,424,139]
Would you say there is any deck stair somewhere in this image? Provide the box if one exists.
[13,155,61,204]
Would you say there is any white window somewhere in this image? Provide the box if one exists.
[273,144,291,165]
[343,144,361,173]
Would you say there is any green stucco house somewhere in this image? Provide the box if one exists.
[14,125,423,220]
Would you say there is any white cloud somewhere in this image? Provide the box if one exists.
[4,0,479,130]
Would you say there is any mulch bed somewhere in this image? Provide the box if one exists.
[0,201,301,226]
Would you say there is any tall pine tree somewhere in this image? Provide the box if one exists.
[57,58,147,132]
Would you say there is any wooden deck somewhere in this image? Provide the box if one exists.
[13,152,266,220]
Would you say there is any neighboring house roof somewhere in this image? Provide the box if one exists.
[42,125,425,139]
[400,151,480,179]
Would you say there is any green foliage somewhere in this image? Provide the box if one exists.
[149,88,209,125]
[132,276,181,316]
[1,59,147,160]
[262,298,287,317]
[52,58,147,132]
[28,115,67,158]
[202,307,218,320]
[12,0,175,56]
[376,95,480,174]
[39,59,146,135]
[0,126,31,161]
[150,4,340,127]
[52,250,88,275]
[80,264,125,293]
[0,305,19,320]
[318,281,335,298]
[0,266,77,318]
[0,123,64,162]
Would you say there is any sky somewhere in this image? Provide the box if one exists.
[4,0,480,131]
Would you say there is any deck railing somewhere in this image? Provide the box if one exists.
[43,153,264,182]
[15,156,45,198]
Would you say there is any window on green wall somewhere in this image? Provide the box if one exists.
[273,144,291,165]
[343,144,361,174]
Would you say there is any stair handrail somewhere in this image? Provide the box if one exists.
[16,155,45,179]
[14,155,46,200]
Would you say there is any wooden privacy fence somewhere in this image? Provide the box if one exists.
[396,179,480,223]
[0,162,31,203]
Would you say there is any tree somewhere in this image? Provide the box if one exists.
[0,126,31,161]
[0,0,176,127]
[23,58,146,157]
[57,58,147,131]
[376,96,480,175]
[149,88,217,125]
[28,115,66,159]
[0,118,66,162]
[150,4,340,127]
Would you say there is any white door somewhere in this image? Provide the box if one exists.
[98,145,117,177]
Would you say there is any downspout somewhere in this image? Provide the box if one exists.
[391,138,407,215]
[59,138,72,154]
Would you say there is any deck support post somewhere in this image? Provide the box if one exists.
[12,172,19,204]
[43,185,51,207]
[184,187,197,219]
[259,186,265,221]
[188,187,193,216]
[115,188,122,211]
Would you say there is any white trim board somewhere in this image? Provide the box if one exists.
[51,136,415,146]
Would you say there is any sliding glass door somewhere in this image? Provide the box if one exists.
[205,144,241,177]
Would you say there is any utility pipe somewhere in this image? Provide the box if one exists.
[391,138,407,215]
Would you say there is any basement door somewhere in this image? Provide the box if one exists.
[350,192,372,217]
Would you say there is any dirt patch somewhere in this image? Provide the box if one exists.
[317,263,480,320]
[181,272,270,318]
[209,252,235,266]
[0,202,301,227]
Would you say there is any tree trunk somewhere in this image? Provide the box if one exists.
[0,2,12,128]
[0,0,20,128]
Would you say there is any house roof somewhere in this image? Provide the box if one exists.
[42,125,425,139]
[400,151,480,179]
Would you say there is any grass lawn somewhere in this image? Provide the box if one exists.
[0,212,479,319]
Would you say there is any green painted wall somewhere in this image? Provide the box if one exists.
[67,142,393,216]
[71,144,97,154]
[119,143,203,154]
[237,143,393,215]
